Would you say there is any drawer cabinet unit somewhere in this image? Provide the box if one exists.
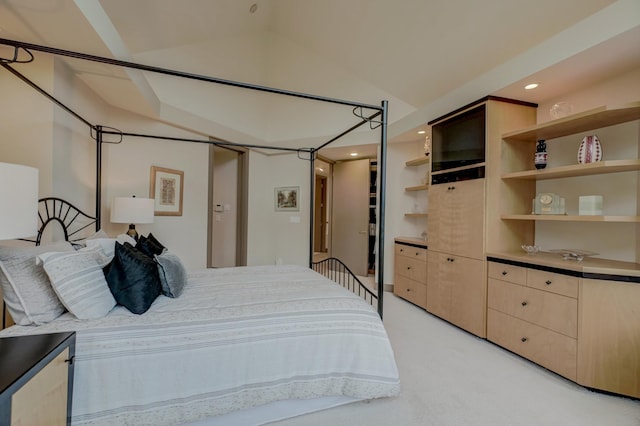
[394,241,427,309]
[0,332,75,426]
[487,261,578,380]
[488,255,640,398]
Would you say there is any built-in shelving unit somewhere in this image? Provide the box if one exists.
[500,102,640,226]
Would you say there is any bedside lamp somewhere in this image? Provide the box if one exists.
[110,196,154,241]
[0,162,38,240]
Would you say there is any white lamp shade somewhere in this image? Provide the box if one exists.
[0,162,38,240]
[110,197,155,224]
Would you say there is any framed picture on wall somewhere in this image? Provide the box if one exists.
[275,186,299,211]
[150,166,184,216]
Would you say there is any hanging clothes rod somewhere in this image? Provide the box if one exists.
[0,38,383,112]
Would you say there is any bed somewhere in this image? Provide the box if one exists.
[0,265,399,425]
[0,216,399,425]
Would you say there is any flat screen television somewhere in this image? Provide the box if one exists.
[431,104,485,172]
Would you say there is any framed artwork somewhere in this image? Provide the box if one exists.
[275,186,299,211]
[150,166,184,216]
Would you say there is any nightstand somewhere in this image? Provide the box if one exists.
[0,332,75,426]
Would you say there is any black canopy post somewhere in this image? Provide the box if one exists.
[309,151,316,268]
[376,100,389,318]
[95,126,103,231]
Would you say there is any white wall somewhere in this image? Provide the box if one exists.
[0,57,55,197]
[246,151,310,266]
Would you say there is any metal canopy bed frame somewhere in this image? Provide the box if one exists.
[0,37,388,317]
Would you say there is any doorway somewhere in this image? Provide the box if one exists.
[207,144,248,267]
[314,174,328,254]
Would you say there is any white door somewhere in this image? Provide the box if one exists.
[331,159,369,276]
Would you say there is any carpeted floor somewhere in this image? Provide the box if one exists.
[272,292,640,426]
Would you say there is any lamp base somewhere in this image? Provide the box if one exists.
[126,224,139,241]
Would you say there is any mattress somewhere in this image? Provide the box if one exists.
[0,264,400,425]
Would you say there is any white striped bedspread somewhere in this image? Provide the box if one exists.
[0,265,400,425]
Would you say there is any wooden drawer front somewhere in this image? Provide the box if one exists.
[488,262,526,285]
[488,309,577,381]
[395,255,427,283]
[394,275,427,309]
[395,244,427,262]
[526,269,578,299]
[488,279,577,338]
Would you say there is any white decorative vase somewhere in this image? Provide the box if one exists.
[577,135,602,164]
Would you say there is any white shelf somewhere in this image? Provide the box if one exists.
[405,184,429,192]
[405,156,430,167]
[502,159,640,180]
[502,102,640,142]
[501,214,640,223]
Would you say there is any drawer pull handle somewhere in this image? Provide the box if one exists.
[406,288,411,292]
[545,280,552,285]
[521,337,528,343]
[415,252,420,256]
[521,301,528,306]
[501,271,507,276]
[400,248,404,252]
[65,356,75,365]
[407,266,412,270]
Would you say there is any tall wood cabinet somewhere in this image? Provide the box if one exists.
[423,97,537,338]
[427,178,486,336]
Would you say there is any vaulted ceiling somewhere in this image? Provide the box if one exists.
[1,0,638,158]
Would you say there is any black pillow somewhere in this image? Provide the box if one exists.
[137,233,166,257]
[104,242,162,315]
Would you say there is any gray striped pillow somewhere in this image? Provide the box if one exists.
[0,241,74,325]
[39,247,116,319]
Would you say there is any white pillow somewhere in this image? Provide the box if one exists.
[84,234,136,258]
[0,241,74,325]
[38,247,116,320]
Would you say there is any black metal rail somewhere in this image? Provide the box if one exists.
[312,257,378,314]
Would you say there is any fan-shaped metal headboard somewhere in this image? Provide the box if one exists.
[32,197,97,245]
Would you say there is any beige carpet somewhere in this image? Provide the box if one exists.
[272,293,640,426]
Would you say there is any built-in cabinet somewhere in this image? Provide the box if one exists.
[487,256,640,398]
[394,98,640,398]
[427,178,486,337]
[485,102,640,398]
[393,240,428,309]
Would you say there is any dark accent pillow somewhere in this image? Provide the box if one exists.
[103,242,161,314]
[137,233,166,258]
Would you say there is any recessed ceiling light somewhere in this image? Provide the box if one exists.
[524,83,539,90]
[350,152,358,157]
[417,130,426,134]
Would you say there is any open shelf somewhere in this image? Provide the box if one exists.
[502,159,640,180]
[405,156,430,167]
[404,213,428,218]
[502,102,640,142]
[405,184,429,192]
[501,214,640,223]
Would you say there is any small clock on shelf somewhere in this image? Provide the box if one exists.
[532,192,566,215]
